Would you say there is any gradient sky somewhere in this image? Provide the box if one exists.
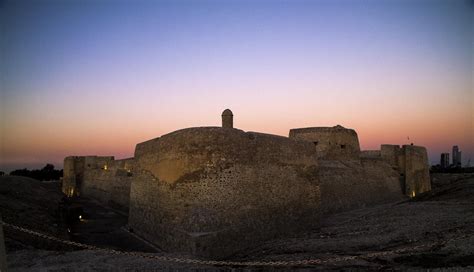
[1,0,473,172]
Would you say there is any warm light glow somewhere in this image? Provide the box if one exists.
[0,1,471,172]
[104,165,108,170]
[79,215,82,220]
[411,191,416,198]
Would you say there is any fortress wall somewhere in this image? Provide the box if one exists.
[62,156,76,196]
[83,156,114,170]
[62,113,432,259]
[360,150,381,158]
[403,145,431,196]
[317,159,404,214]
[379,145,430,197]
[381,145,401,167]
[62,156,85,197]
[62,155,133,211]
[129,127,321,258]
[135,137,161,158]
[360,157,405,198]
[80,157,133,211]
[289,126,360,160]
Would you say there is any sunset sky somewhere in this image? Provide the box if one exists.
[1,0,473,172]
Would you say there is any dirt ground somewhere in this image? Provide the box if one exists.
[1,173,473,271]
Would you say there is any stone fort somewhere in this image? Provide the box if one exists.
[63,109,431,258]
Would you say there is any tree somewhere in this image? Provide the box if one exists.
[9,164,63,181]
[42,164,55,172]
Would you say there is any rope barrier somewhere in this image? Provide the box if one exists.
[1,219,470,267]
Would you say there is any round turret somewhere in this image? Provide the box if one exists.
[221,109,233,128]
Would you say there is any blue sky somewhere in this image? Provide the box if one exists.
[1,0,472,171]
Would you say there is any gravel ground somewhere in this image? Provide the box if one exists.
[2,174,474,271]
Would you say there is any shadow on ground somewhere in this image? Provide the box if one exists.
[1,174,474,271]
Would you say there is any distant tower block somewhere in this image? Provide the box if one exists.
[222,109,233,128]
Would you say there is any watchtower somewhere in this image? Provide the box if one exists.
[222,109,233,128]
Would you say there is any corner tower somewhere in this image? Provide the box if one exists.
[289,125,360,160]
[222,109,233,128]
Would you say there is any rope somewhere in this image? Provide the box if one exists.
[1,219,469,267]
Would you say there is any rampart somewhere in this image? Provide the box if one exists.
[129,127,321,258]
[62,109,431,258]
[63,156,86,197]
[380,144,431,197]
[289,125,360,160]
[62,156,133,211]
[317,159,403,213]
[287,126,404,213]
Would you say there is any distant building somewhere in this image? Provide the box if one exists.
[452,145,462,167]
[440,153,450,168]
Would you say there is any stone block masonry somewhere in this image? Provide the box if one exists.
[63,109,431,258]
[380,145,431,197]
[129,127,321,258]
[289,125,361,160]
[63,156,133,211]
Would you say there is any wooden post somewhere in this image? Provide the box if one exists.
[0,215,7,272]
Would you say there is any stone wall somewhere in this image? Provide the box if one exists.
[129,127,321,258]
[81,157,134,211]
[381,145,401,167]
[63,116,433,258]
[289,125,360,160]
[62,156,133,211]
[360,150,381,159]
[62,156,86,197]
[403,145,431,197]
[317,159,403,214]
[380,145,431,197]
[289,126,406,212]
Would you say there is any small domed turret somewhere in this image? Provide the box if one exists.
[222,109,233,128]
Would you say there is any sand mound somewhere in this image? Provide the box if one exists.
[0,176,68,250]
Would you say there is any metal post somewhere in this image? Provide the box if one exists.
[0,215,7,272]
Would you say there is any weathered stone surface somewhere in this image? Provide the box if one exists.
[360,150,381,158]
[403,145,431,196]
[221,109,233,128]
[380,145,431,197]
[317,159,403,214]
[62,110,431,258]
[289,125,360,160]
[81,157,134,211]
[62,156,86,197]
[62,156,133,211]
[129,127,321,258]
